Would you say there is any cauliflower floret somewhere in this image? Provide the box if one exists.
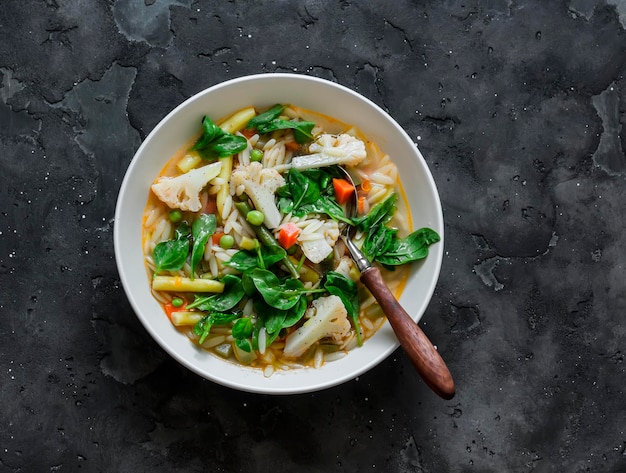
[290,134,366,170]
[151,161,222,212]
[230,162,285,229]
[297,218,340,264]
[283,295,351,358]
[333,256,356,280]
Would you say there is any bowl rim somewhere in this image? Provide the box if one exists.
[114,72,444,394]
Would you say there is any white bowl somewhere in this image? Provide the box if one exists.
[114,73,443,394]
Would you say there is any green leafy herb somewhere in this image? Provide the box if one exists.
[353,193,397,232]
[193,316,213,345]
[193,115,248,158]
[254,299,287,336]
[187,275,245,312]
[225,250,259,272]
[232,317,254,352]
[258,245,288,267]
[226,244,287,274]
[279,168,352,224]
[252,296,307,350]
[296,195,352,224]
[249,269,304,310]
[252,300,283,349]
[190,213,217,278]
[324,271,362,345]
[257,119,315,144]
[235,338,252,352]
[246,104,284,129]
[288,168,320,209]
[375,227,441,266]
[232,317,254,339]
[152,223,191,274]
[245,103,315,144]
[281,295,307,329]
[362,224,397,261]
[193,311,240,344]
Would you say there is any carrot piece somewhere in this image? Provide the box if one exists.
[278,223,300,249]
[332,178,355,205]
[357,196,369,215]
[241,128,257,139]
[360,178,372,193]
[285,141,300,152]
[164,302,185,320]
[212,232,225,245]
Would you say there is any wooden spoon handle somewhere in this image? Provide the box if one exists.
[360,266,455,400]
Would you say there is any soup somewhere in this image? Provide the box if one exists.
[141,104,439,376]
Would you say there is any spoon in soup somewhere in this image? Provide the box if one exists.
[337,167,455,400]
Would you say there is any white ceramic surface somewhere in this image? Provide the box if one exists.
[114,73,444,394]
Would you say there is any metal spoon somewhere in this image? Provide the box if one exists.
[338,167,455,400]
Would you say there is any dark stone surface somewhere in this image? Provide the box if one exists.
[1,1,626,471]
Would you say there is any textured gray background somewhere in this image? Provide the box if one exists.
[1,1,625,472]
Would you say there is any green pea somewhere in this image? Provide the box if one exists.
[219,234,235,249]
[169,210,183,223]
[246,210,265,226]
[250,149,263,162]
[171,297,184,308]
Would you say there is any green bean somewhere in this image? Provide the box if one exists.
[234,201,300,279]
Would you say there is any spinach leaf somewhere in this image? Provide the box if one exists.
[295,195,352,224]
[245,104,315,144]
[153,224,190,274]
[236,338,252,353]
[353,193,397,232]
[249,268,303,310]
[193,115,248,158]
[193,311,239,345]
[194,115,223,149]
[175,222,191,239]
[232,317,254,339]
[207,134,248,158]
[261,245,288,267]
[362,225,397,261]
[277,197,294,214]
[255,300,287,335]
[187,275,244,312]
[284,168,352,223]
[246,104,284,129]
[375,227,441,266]
[256,119,315,144]
[324,272,359,320]
[288,168,320,209]
[190,214,217,278]
[226,245,287,273]
[225,250,258,272]
[252,300,283,350]
[232,317,254,353]
[324,271,362,345]
[193,315,213,345]
[281,296,307,329]
[241,271,257,296]
[153,239,188,274]
[252,296,307,351]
